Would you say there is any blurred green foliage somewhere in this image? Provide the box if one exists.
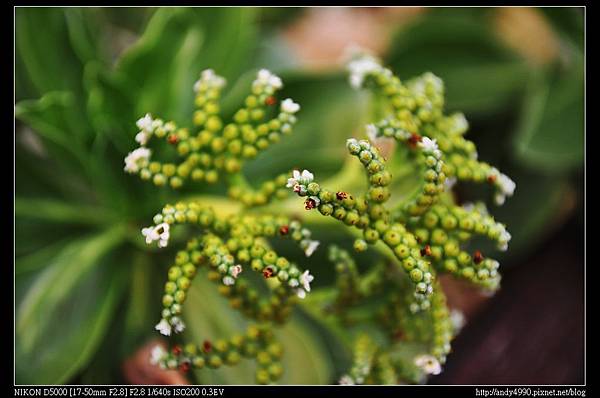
[15,7,583,384]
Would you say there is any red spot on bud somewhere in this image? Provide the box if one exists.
[203,340,212,353]
[167,134,179,145]
[265,96,277,106]
[420,245,432,257]
[473,250,484,264]
[408,133,422,148]
[336,191,348,200]
[172,345,182,355]
[304,198,317,210]
[262,267,274,279]
[279,225,289,235]
[179,362,191,373]
[487,175,497,184]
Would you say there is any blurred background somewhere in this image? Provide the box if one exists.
[15,7,584,385]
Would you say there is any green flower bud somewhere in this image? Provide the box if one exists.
[162,294,174,307]
[363,228,379,243]
[353,239,368,252]
[319,203,334,216]
[208,355,223,369]
[193,356,206,369]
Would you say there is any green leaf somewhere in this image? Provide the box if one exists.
[64,8,106,66]
[16,264,127,384]
[16,8,85,97]
[540,8,584,50]
[121,254,159,355]
[386,12,529,115]
[16,226,125,354]
[15,198,114,226]
[114,8,258,124]
[16,92,89,172]
[15,227,128,383]
[512,61,583,173]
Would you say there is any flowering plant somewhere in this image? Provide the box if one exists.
[128,53,515,384]
[15,7,582,385]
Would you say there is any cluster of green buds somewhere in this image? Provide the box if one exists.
[125,68,317,384]
[126,54,515,384]
[150,324,284,384]
[142,200,317,383]
[144,201,317,336]
[124,68,299,207]
[284,53,515,383]
[347,53,516,206]
[287,140,437,308]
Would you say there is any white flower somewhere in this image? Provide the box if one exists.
[150,345,167,365]
[419,136,438,153]
[444,177,457,190]
[490,169,516,205]
[255,68,283,89]
[296,288,306,299]
[135,131,150,146]
[136,113,154,132]
[230,264,243,278]
[450,113,468,135]
[142,223,170,248]
[299,270,314,292]
[286,169,314,188]
[171,317,185,333]
[307,196,320,207]
[366,124,379,142]
[155,319,172,336]
[223,276,235,286]
[338,375,354,385]
[498,173,516,197]
[194,69,226,91]
[303,240,320,257]
[498,229,511,251]
[415,354,442,375]
[346,137,358,147]
[281,98,300,114]
[289,279,299,288]
[450,309,466,332]
[124,147,151,173]
[347,55,382,89]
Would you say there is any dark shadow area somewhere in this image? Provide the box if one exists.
[431,216,584,384]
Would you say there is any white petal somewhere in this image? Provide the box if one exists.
[269,75,283,89]
[304,240,320,257]
[258,69,271,82]
[415,354,441,375]
[299,269,314,291]
[296,289,306,299]
[136,114,153,132]
[155,319,171,336]
[150,345,166,365]
[286,177,297,188]
[366,124,378,141]
[223,276,235,286]
[281,98,300,114]
[301,169,314,182]
[339,375,354,385]
[135,131,149,145]
[419,137,438,152]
